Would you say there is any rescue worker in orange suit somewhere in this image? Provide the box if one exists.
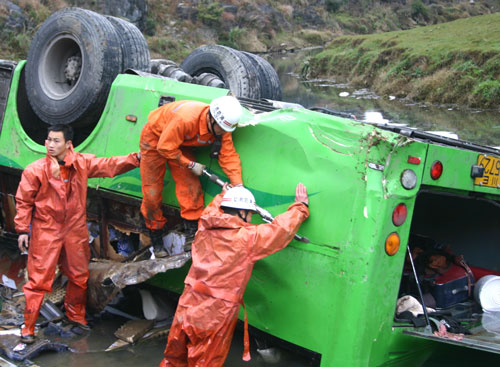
[15,124,140,344]
[160,183,309,367]
[139,96,243,253]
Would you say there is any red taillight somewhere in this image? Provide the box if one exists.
[392,203,407,226]
[408,156,421,165]
[430,161,443,180]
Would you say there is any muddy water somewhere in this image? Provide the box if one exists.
[270,48,500,148]
[8,315,499,367]
[29,317,313,367]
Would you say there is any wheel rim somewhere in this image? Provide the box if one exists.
[38,34,84,100]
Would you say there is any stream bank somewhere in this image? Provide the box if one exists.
[271,48,500,147]
[306,13,500,109]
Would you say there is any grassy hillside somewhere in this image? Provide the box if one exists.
[1,0,499,62]
[1,1,499,107]
[307,13,500,108]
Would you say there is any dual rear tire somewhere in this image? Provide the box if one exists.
[180,45,281,101]
[23,8,281,135]
[25,8,149,129]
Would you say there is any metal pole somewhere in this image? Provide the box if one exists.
[407,244,432,334]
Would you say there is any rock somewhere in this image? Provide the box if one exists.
[222,5,238,15]
[102,0,147,30]
[0,0,28,32]
[70,0,148,31]
[176,3,198,22]
[292,6,326,29]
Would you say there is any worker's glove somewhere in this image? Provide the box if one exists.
[188,161,206,176]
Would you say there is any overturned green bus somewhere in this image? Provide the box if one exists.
[1,8,499,367]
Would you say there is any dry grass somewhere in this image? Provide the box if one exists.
[408,68,453,101]
[309,13,500,108]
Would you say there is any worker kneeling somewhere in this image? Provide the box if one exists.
[140,96,244,255]
[160,183,309,367]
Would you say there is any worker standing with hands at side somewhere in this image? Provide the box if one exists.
[160,182,309,367]
[139,96,244,254]
[15,124,140,344]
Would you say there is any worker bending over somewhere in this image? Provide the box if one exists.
[139,96,244,253]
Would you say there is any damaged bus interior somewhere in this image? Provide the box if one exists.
[395,184,500,353]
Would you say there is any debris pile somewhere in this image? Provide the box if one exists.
[0,219,192,363]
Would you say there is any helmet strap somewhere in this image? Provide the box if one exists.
[210,136,222,159]
[208,111,222,137]
[208,112,223,159]
[238,210,250,223]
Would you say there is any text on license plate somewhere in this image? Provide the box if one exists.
[474,155,500,188]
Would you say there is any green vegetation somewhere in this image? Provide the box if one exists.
[1,0,500,107]
[410,0,429,20]
[197,2,223,27]
[326,0,342,13]
[308,13,500,108]
[2,0,498,61]
[220,27,245,49]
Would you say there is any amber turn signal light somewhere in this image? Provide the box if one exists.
[385,232,400,256]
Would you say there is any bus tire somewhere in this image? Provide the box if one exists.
[105,15,150,72]
[25,8,122,128]
[180,45,261,99]
[239,51,282,101]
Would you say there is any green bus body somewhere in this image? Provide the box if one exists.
[1,62,499,366]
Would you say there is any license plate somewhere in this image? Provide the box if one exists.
[474,155,500,188]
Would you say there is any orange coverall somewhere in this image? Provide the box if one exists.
[140,100,242,230]
[160,193,309,367]
[14,146,139,335]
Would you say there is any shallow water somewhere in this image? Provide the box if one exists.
[14,315,500,367]
[28,317,314,367]
[270,49,500,148]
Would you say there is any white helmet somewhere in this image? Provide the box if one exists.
[221,186,256,211]
[210,96,242,132]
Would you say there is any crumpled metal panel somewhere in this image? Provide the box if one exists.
[0,334,68,361]
[87,252,191,313]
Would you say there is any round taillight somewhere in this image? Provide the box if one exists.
[385,232,400,256]
[430,161,443,180]
[401,169,417,190]
[392,203,407,226]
